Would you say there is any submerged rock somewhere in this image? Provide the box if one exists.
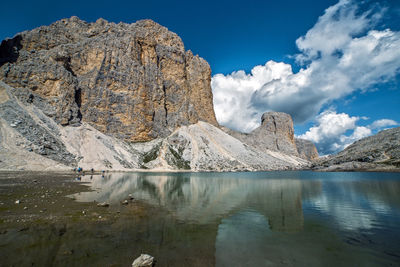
[96,202,109,207]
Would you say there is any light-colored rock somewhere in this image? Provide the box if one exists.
[132,254,154,267]
[142,121,308,171]
[295,138,319,161]
[0,17,217,142]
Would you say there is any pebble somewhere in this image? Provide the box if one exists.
[15,200,20,204]
[24,207,28,210]
[97,202,109,207]
[121,200,129,205]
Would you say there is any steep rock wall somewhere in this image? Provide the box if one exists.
[0,17,217,142]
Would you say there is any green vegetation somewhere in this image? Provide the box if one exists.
[167,146,191,170]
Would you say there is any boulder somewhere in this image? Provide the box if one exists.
[132,254,154,267]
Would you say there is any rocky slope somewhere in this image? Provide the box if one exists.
[221,111,318,161]
[313,127,400,171]
[0,17,217,142]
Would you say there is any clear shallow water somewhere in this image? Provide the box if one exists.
[72,171,400,266]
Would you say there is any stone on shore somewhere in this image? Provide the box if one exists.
[132,254,154,267]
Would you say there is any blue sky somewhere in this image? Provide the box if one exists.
[1,0,399,155]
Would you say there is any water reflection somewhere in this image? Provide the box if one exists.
[304,179,400,232]
[73,172,400,236]
[75,172,317,232]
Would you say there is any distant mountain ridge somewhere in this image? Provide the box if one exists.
[313,127,400,171]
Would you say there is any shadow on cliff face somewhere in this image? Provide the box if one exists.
[0,35,22,67]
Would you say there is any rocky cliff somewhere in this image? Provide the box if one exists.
[313,127,400,171]
[295,138,319,161]
[0,17,217,142]
[222,112,318,161]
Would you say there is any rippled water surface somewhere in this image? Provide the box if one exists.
[1,171,400,266]
[71,171,400,266]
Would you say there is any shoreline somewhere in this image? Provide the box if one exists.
[0,167,399,174]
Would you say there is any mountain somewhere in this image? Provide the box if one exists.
[0,17,217,142]
[0,17,312,171]
[313,127,400,171]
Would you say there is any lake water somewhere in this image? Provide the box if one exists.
[1,171,400,266]
[70,171,400,266]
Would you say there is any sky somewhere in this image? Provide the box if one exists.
[1,0,399,155]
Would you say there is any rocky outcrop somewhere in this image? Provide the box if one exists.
[222,112,314,159]
[314,127,400,171]
[295,138,319,161]
[0,17,217,142]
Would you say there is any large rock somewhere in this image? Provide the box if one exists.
[0,17,217,142]
[222,112,302,157]
[295,138,319,161]
[132,254,154,267]
[314,127,400,171]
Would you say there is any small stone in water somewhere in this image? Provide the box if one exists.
[15,200,20,204]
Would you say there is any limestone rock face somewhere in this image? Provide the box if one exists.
[0,17,217,142]
[223,112,300,157]
[295,138,319,161]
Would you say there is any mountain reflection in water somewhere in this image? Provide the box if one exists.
[74,172,319,233]
[73,171,400,236]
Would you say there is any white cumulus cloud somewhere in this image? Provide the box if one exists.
[299,110,398,155]
[211,0,400,134]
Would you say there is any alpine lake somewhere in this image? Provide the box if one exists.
[1,171,400,266]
